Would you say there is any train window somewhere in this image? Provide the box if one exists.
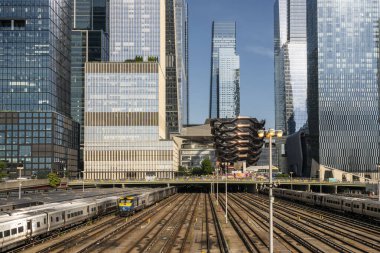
[27,222,31,230]
[56,217,59,222]
[37,222,40,228]
[18,227,23,233]
[11,228,17,235]
[0,232,2,238]
[51,217,53,222]
[4,230,10,237]
[44,218,46,224]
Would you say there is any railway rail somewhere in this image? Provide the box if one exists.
[222,192,380,253]
[243,193,380,252]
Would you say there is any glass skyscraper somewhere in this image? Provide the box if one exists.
[109,0,188,133]
[0,0,79,178]
[71,0,109,163]
[72,0,109,32]
[274,0,288,132]
[209,21,240,119]
[218,48,240,118]
[307,0,380,178]
[274,0,307,135]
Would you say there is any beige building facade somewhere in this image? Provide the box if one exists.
[84,62,175,180]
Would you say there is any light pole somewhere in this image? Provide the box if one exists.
[81,171,85,192]
[258,128,283,253]
[225,163,228,224]
[17,163,24,200]
[290,172,293,190]
[216,167,219,205]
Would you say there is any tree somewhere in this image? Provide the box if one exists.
[48,172,61,187]
[0,160,7,180]
[191,167,203,176]
[178,166,190,176]
[201,157,213,175]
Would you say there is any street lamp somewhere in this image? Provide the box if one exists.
[216,167,219,205]
[17,163,24,200]
[225,163,228,224]
[81,171,85,193]
[290,172,293,190]
[257,128,283,253]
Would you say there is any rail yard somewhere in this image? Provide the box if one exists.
[2,187,380,253]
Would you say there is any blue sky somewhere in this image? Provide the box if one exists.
[188,0,275,127]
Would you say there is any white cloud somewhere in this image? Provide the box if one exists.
[245,45,273,58]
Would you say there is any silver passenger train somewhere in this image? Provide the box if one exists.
[269,188,380,219]
[0,187,176,252]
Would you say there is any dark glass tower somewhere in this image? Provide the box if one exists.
[73,0,109,32]
[71,0,109,166]
[0,0,79,178]
[307,0,380,178]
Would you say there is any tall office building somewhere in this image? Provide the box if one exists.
[0,1,79,178]
[84,0,188,179]
[84,62,174,180]
[274,0,307,135]
[72,0,109,31]
[209,21,240,119]
[307,0,380,178]
[274,0,288,132]
[109,0,188,133]
[71,0,109,164]
[218,48,240,118]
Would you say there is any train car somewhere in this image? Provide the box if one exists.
[273,188,284,197]
[282,189,303,202]
[302,191,315,205]
[0,211,47,252]
[118,187,176,216]
[0,214,28,252]
[363,200,380,219]
[118,195,141,216]
[321,195,344,211]
[350,198,366,216]
[313,193,328,206]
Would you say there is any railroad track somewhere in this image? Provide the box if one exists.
[242,193,380,252]
[267,193,380,234]
[126,193,194,252]
[77,193,186,252]
[207,193,229,253]
[23,194,181,253]
[233,193,378,253]
[219,194,309,253]
[8,210,118,253]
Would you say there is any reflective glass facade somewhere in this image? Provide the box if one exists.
[84,63,174,180]
[0,0,71,115]
[73,0,109,32]
[218,48,240,118]
[274,0,288,131]
[274,0,307,135]
[0,112,79,178]
[307,0,380,176]
[0,0,80,177]
[109,0,161,61]
[209,21,239,119]
[174,0,189,128]
[108,0,188,133]
[71,30,109,148]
